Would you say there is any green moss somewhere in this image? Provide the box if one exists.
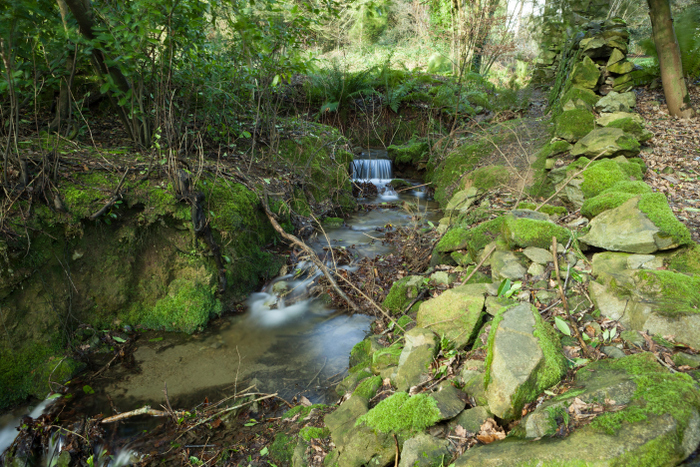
[559,87,599,112]
[449,217,506,259]
[503,216,571,249]
[517,202,568,216]
[590,354,700,436]
[350,339,372,368]
[578,159,638,199]
[484,309,506,389]
[352,375,383,400]
[666,244,700,275]
[269,433,296,464]
[387,138,429,165]
[62,172,121,219]
[299,426,330,441]
[521,313,567,404]
[465,166,511,191]
[142,279,222,333]
[638,193,692,246]
[581,192,638,218]
[382,276,423,315]
[395,315,415,334]
[0,343,58,409]
[635,269,700,316]
[606,117,653,143]
[283,403,329,420]
[554,109,595,142]
[355,392,441,435]
[432,140,489,206]
[29,357,84,399]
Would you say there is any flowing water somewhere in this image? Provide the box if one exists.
[0,152,438,454]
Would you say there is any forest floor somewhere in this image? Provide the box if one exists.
[636,83,700,242]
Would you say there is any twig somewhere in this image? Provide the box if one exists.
[88,167,129,220]
[334,272,405,333]
[535,150,606,211]
[393,433,399,467]
[456,244,497,286]
[163,382,176,422]
[395,182,432,193]
[306,357,327,388]
[362,232,382,241]
[177,393,277,437]
[552,237,590,358]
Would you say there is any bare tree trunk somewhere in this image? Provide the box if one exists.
[49,0,76,134]
[647,0,696,118]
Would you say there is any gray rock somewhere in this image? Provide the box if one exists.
[398,433,451,467]
[456,354,700,466]
[601,345,626,359]
[535,290,557,305]
[620,330,645,348]
[429,382,468,421]
[523,247,553,265]
[673,352,700,368]
[527,262,546,277]
[449,406,492,433]
[491,250,527,281]
[570,127,640,159]
[417,284,486,349]
[394,327,439,391]
[581,196,689,254]
[445,187,479,216]
[596,111,644,126]
[335,426,395,467]
[594,91,637,113]
[626,254,662,270]
[430,271,454,286]
[508,209,551,222]
[484,296,513,317]
[486,304,566,420]
[325,395,369,447]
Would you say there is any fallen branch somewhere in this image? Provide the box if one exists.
[102,405,178,424]
[457,244,497,286]
[334,271,405,333]
[178,393,277,437]
[261,193,360,313]
[395,182,432,193]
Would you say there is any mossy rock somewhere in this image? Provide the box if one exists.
[437,217,506,259]
[502,215,571,249]
[571,127,641,159]
[29,357,84,399]
[371,342,403,374]
[355,392,441,436]
[638,193,693,248]
[581,180,652,218]
[572,157,644,200]
[387,138,429,165]
[517,202,568,217]
[352,375,383,400]
[464,166,511,191]
[665,244,700,276]
[569,56,601,90]
[431,140,490,206]
[382,275,425,315]
[554,109,596,143]
[605,117,654,143]
[559,87,600,113]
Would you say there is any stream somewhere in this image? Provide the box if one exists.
[0,150,439,455]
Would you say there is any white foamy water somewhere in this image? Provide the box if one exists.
[0,397,54,455]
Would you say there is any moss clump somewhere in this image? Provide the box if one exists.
[269,433,296,464]
[503,216,571,249]
[666,244,700,275]
[387,138,428,165]
[30,357,84,399]
[322,217,344,228]
[606,117,653,143]
[638,193,692,247]
[283,403,329,420]
[590,353,700,436]
[517,202,568,216]
[450,217,506,259]
[464,166,511,191]
[559,87,599,112]
[395,315,415,334]
[484,309,506,389]
[431,139,491,206]
[299,426,330,441]
[355,392,441,435]
[142,279,222,333]
[0,343,57,409]
[577,158,640,199]
[520,313,567,404]
[353,375,383,400]
[350,339,373,368]
[62,172,122,219]
[382,276,424,315]
[635,269,700,316]
[580,179,652,218]
[554,109,595,142]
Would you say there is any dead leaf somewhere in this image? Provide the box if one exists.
[299,396,312,407]
[476,418,506,444]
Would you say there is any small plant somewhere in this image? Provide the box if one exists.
[497,279,522,298]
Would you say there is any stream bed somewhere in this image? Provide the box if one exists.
[0,153,439,455]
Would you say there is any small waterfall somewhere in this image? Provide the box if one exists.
[350,158,397,201]
[350,159,393,181]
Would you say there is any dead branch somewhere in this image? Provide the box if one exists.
[88,168,129,220]
[457,244,497,286]
[535,150,606,212]
[101,405,178,424]
[261,192,361,313]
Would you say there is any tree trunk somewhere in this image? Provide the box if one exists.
[49,0,76,134]
[647,0,696,118]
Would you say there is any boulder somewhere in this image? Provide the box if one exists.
[325,395,369,447]
[570,56,601,90]
[417,284,486,349]
[606,48,625,66]
[605,117,654,143]
[394,327,439,391]
[449,406,492,433]
[333,426,395,467]
[444,187,479,217]
[490,250,526,281]
[560,87,599,112]
[580,180,652,218]
[485,303,566,421]
[596,111,644,126]
[570,127,640,158]
[606,59,635,74]
[429,381,468,420]
[554,109,596,142]
[457,353,700,466]
[502,215,571,249]
[523,246,553,265]
[398,434,451,467]
[594,91,636,113]
[580,194,692,253]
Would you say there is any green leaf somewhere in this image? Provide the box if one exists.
[497,279,512,298]
[241,131,252,138]
[263,178,271,184]
[554,316,571,336]
[260,447,269,456]
[83,385,95,395]
[272,74,280,87]
[112,336,126,343]
[100,82,110,94]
